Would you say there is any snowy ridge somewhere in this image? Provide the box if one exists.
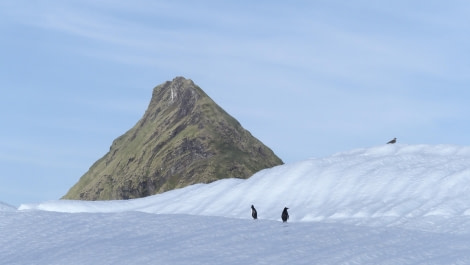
[20,144,470,225]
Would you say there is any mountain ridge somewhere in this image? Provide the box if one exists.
[0,201,15,211]
[63,77,283,200]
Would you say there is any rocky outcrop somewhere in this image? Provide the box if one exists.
[63,77,283,200]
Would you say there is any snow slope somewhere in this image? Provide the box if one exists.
[20,144,470,230]
[4,144,470,264]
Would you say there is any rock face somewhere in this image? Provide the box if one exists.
[63,77,283,200]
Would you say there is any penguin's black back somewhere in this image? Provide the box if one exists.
[251,205,257,219]
[281,207,289,222]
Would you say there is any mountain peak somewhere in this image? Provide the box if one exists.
[146,76,203,121]
[159,76,198,104]
[63,77,283,201]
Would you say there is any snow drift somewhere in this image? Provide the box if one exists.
[20,144,470,227]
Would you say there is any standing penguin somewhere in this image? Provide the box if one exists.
[281,207,289,222]
[251,205,258,219]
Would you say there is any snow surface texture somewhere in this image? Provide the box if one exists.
[3,144,470,264]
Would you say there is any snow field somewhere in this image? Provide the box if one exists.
[3,144,470,264]
[2,211,470,265]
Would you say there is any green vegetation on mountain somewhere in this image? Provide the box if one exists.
[63,77,283,200]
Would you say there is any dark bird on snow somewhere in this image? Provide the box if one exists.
[281,207,289,222]
[387,138,397,144]
[251,205,258,219]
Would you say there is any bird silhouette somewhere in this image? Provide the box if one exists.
[251,205,258,219]
[387,138,397,144]
[281,207,289,222]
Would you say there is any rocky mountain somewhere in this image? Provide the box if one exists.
[63,77,283,200]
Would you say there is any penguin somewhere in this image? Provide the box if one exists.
[281,207,289,222]
[251,205,258,219]
[387,137,397,144]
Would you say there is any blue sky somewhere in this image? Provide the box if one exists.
[1,0,469,206]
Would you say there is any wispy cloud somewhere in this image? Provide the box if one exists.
[5,0,466,89]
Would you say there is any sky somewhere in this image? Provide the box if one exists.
[3,144,470,264]
[1,1,470,206]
